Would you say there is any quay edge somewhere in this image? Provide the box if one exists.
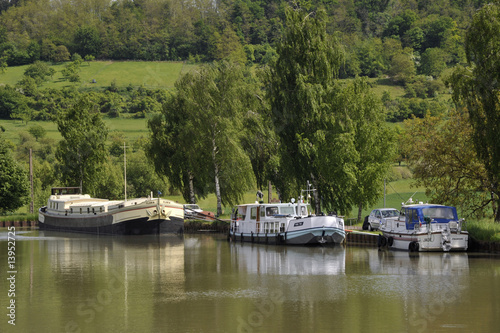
[2,220,500,253]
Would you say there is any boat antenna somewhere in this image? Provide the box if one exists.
[300,180,316,204]
[124,142,127,202]
[256,190,264,203]
[404,191,419,205]
[387,182,406,202]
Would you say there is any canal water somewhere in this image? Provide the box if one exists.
[0,229,499,333]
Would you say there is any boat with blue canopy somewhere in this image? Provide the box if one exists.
[378,199,468,252]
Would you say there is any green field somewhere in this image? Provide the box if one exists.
[0,60,197,90]
[1,118,149,144]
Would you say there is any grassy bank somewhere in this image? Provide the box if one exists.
[0,213,38,222]
[467,219,500,243]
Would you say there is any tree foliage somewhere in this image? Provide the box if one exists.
[0,136,30,213]
[267,5,394,214]
[55,95,109,194]
[403,111,492,219]
[449,2,500,221]
[148,61,256,215]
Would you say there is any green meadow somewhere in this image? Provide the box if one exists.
[1,60,411,98]
[1,118,149,144]
[0,60,197,90]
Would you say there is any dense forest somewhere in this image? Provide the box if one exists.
[1,0,499,221]
[0,0,487,68]
[0,0,489,123]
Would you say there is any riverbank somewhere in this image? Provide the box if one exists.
[1,219,499,253]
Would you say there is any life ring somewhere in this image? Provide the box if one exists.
[387,237,394,247]
[379,235,387,247]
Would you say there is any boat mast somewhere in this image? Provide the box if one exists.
[124,142,127,202]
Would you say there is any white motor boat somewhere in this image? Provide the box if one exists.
[378,201,468,252]
[229,195,345,245]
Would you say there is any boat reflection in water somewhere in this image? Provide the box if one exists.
[229,243,346,275]
[37,230,187,300]
[368,250,469,276]
[4,231,497,332]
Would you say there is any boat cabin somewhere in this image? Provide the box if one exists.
[236,202,309,221]
[44,187,110,215]
[233,201,311,234]
[402,204,458,230]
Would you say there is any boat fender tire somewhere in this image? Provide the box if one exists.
[409,241,419,252]
[379,235,387,247]
[387,237,394,247]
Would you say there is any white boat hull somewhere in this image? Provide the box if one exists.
[229,227,345,245]
[380,231,468,252]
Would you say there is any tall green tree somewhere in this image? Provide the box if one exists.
[73,25,101,57]
[148,93,211,205]
[403,111,491,219]
[149,61,256,215]
[23,61,55,85]
[55,95,109,194]
[449,2,500,221]
[0,136,30,213]
[267,4,393,214]
[126,150,169,199]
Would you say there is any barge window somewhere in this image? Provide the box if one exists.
[406,209,418,223]
[266,207,278,216]
[80,208,82,214]
[250,207,257,220]
[280,207,294,215]
[422,207,455,220]
[280,223,285,232]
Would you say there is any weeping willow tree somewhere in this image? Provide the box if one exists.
[55,95,109,194]
[449,2,500,221]
[267,4,394,215]
[148,61,256,216]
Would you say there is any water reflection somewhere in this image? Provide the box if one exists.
[371,250,469,276]
[229,243,346,275]
[0,230,498,333]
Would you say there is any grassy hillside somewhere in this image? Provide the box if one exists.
[0,61,429,222]
[0,61,197,90]
[1,118,149,144]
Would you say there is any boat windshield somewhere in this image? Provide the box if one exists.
[280,207,295,216]
[382,209,399,218]
[422,207,455,220]
[266,207,279,216]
